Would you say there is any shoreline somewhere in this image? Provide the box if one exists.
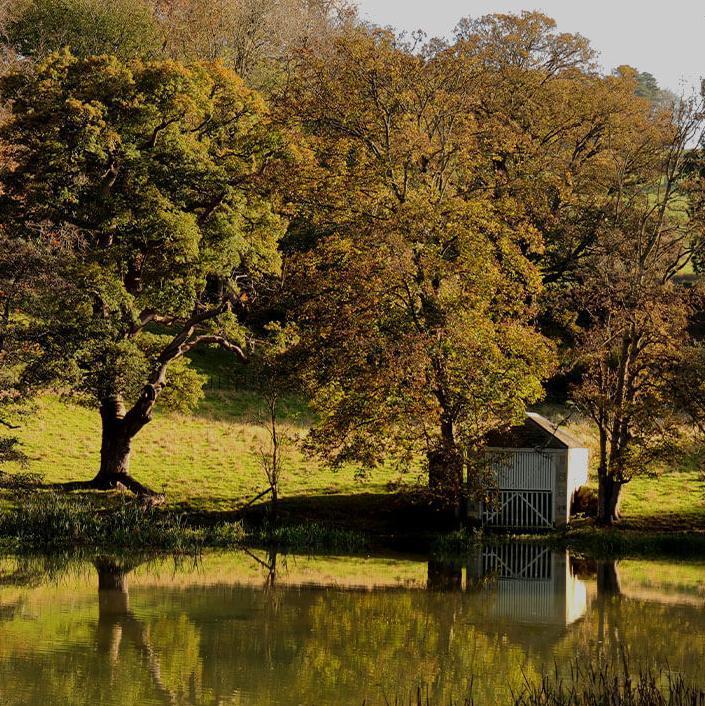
[2,500,705,559]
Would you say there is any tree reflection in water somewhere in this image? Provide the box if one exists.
[95,557,187,705]
[0,547,703,705]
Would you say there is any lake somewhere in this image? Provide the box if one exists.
[0,544,704,705]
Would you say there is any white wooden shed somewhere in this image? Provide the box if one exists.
[468,413,589,529]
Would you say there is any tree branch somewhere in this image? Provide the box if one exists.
[122,298,247,436]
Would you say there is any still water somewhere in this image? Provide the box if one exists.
[0,545,704,705]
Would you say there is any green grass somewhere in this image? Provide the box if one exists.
[537,406,705,530]
[234,522,367,553]
[0,490,204,552]
[0,356,704,544]
[4,391,406,514]
[0,485,368,553]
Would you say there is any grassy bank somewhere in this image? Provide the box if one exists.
[6,392,704,525]
[434,524,705,559]
[1,350,704,552]
[4,485,704,556]
[0,489,367,553]
[3,391,410,514]
[548,523,705,557]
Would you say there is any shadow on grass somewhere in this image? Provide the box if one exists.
[618,513,705,532]
[188,491,463,540]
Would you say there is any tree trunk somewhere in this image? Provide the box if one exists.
[427,559,463,591]
[596,423,623,525]
[607,478,622,522]
[597,472,622,525]
[428,448,464,496]
[428,417,465,519]
[91,397,158,496]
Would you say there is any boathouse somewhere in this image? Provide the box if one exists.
[468,413,589,529]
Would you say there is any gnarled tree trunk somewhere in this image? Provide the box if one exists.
[91,396,157,496]
[81,315,246,497]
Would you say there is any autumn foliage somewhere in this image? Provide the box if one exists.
[0,3,704,523]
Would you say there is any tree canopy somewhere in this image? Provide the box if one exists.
[0,50,297,492]
[280,27,557,505]
[5,0,165,60]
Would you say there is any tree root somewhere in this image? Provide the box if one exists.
[53,475,165,504]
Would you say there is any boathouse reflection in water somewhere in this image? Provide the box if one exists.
[1,545,701,706]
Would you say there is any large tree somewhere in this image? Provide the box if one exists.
[563,97,705,523]
[453,14,662,287]
[152,0,355,81]
[2,0,355,82]
[4,0,165,60]
[0,51,295,494]
[448,14,705,524]
[281,28,555,508]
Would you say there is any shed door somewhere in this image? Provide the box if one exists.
[481,450,555,528]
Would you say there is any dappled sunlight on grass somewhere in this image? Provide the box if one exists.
[2,389,703,530]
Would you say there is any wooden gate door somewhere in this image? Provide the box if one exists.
[481,450,555,528]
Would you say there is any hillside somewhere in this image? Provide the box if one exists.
[4,349,704,531]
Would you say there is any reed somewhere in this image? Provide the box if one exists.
[374,662,705,706]
[0,490,202,552]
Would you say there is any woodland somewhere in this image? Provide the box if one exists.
[1,0,704,531]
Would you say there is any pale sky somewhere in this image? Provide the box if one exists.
[356,0,704,95]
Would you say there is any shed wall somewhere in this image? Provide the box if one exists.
[469,447,589,528]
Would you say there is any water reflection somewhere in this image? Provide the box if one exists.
[95,558,186,704]
[468,545,588,626]
[0,547,703,705]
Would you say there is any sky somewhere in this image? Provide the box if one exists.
[355,1,704,95]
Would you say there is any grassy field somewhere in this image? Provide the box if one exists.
[538,405,705,531]
[2,350,704,535]
[5,392,412,514]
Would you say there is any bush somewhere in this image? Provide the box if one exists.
[246,522,367,552]
[0,491,366,553]
[572,485,598,517]
[205,522,247,547]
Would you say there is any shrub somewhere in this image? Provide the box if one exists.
[0,490,202,552]
[572,485,598,517]
[247,522,367,552]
